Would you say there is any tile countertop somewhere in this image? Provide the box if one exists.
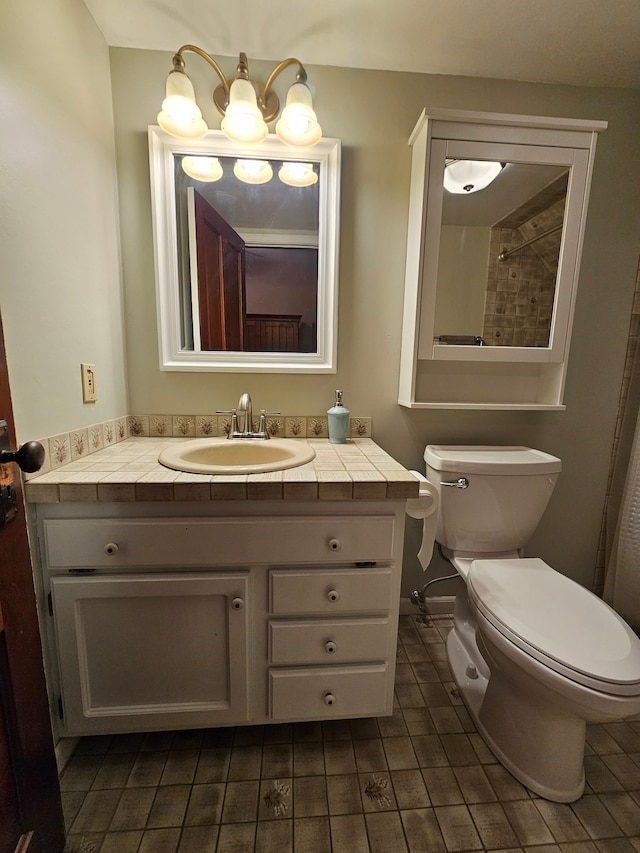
[24,437,420,504]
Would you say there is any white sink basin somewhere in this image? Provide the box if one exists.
[159,438,316,475]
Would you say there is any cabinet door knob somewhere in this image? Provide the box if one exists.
[104,542,119,555]
[231,597,245,610]
[325,641,337,654]
[328,538,341,551]
[324,692,337,706]
[327,589,340,602]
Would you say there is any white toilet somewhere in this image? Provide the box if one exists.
[424,444,640,803]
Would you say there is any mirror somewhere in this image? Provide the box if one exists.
[435,161,569,348]
[411,116,601,365]
[148,127,341,372]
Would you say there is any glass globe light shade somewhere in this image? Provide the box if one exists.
[157,70,208,139]
[444,160,504,194]
[221,78,269,144]
[275,82,322,147]
[233,159,273,185]
[278,162,318,187]
[181,156,223,182]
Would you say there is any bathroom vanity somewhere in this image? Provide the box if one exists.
[27,438,416,737]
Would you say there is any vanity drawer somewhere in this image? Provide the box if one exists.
[269,664,390,720]
[42,516,396,569]
[270,568,392,615]
[269,618,389,664]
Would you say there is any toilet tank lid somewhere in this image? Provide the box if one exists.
[424,445,562,475]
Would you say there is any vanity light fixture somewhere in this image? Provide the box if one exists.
[233,158,273,184]
[444,159,505,194]
[181,155,223,182]
[158,47,322,147]
[278,162,318,187]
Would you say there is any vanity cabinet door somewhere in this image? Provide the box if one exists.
[51,572,249,735]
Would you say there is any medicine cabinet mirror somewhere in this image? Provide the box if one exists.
[148,126,341,372]
[399,108,606,409]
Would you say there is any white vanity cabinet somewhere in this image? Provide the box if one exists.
[35,501,405,737]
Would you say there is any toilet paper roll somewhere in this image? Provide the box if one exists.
[406,471,439,571]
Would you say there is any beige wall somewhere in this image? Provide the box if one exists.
[0,0,128,441]
[110,48,640,595]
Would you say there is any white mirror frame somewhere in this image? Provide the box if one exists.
[148,126,341,372]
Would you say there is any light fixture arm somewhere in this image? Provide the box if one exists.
[173,46,308,124]
[261,58,307,122]
[172,44,231,107]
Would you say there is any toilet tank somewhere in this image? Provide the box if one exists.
[424,446,561,556]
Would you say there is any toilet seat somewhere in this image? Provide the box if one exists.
[468,558,640,697]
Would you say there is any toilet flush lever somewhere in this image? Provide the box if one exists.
[440,477,469,489]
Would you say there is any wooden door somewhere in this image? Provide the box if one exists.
[0,313,65,853]
[191,189,246,351]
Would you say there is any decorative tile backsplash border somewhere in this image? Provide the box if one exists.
[29,413,372,477]
[129,414,372,441]
[30,416,129,477]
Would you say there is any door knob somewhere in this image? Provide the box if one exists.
[0,440,45,473]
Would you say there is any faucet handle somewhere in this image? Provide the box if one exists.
[216,410,239,438]
[257,409,282,439]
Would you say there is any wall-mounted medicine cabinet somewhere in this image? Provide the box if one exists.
[398,109,606,409]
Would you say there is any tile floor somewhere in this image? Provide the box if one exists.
[61,615,640,853]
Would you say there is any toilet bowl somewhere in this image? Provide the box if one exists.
[424,445,640,802]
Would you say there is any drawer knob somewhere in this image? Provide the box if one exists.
[104,542,119,556]
[327,589,340,602]
[328,538,342,552]
[324,692,337,707]
[231,597,245,610]
[325,641,337,654]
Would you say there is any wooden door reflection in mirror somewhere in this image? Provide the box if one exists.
[190,188,246,351]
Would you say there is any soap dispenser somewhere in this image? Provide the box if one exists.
[327,390,349,444]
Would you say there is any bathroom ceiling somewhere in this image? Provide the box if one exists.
[83,0,640,89]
